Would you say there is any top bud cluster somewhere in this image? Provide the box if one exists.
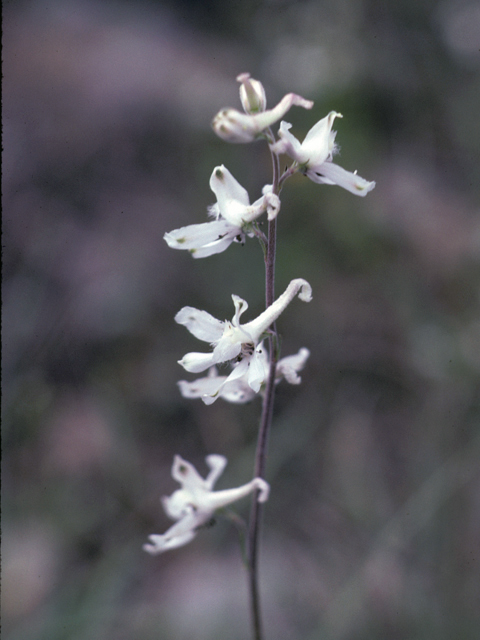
[166,73,375,259]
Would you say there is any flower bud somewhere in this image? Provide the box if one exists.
[237,72,267,114]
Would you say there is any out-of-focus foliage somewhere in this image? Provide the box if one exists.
[2,0,479,639]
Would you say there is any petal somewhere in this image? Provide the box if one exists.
[270,121,306,162]
[307,162,376,196]
[247,350,268,393]
[225,357,250,382]
[210,164,249,213]
[171,455,205,489]
[143,529,197,554]
[231,294,249,325]
[301,111,341,165]
[175,306,224,342]
[164,219,237,252]
[204,454,228,490]
[143,507,202,555]
[212,335,243,363]
[188,233,238,258]
[219,378,258,404]
[161,489,190,520]
[178,352,217,373]
[178,373,228,400]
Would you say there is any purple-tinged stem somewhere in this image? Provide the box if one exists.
[247,137,281,640]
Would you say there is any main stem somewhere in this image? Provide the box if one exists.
[247,140,280,640]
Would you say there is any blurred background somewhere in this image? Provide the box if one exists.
[2,0,480,638]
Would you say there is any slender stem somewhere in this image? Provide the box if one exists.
[247,136,281,640]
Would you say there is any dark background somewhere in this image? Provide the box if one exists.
[2,0,480,638]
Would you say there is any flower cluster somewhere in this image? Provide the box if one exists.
[146,73,375,555]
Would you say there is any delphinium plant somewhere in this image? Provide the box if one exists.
[144,73,375,640]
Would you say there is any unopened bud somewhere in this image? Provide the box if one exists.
[237,73,267,114]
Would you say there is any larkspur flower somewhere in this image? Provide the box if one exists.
[212,73,313,143]
[164,165,280,258]
[143,454,269,554]
[271,111,376,196]
[176,278,312,395]
[178,345,311,404]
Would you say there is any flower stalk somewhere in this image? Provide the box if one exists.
[152,72,375,640]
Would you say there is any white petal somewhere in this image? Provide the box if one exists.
[219,378,258,403]
[164,219,237,252]
[143,529,197,554]
[210,164,249,210]
[178,352,217,373]
[178,374,228,400]
[161,489,189,520]
[223,357,250,384]
[201,393,221,406]
[143,507,202,554]
[307,162,376,196]
[231,294,249,325]
[301,111,341,165]
[212,335,243,363]
[204,454,228,490]
[247,350,268,393]
[189,233,240,258]
[270,121,305,161]
[175,307,224,342]
[171,456,206,489]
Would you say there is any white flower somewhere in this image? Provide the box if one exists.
[271,112,376,196]
[176,278,312,394]
[143,454,269,554]
[212,81,313,143]
[178,345,310,404]
[275,346,311,385]
[164,165,280,258]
